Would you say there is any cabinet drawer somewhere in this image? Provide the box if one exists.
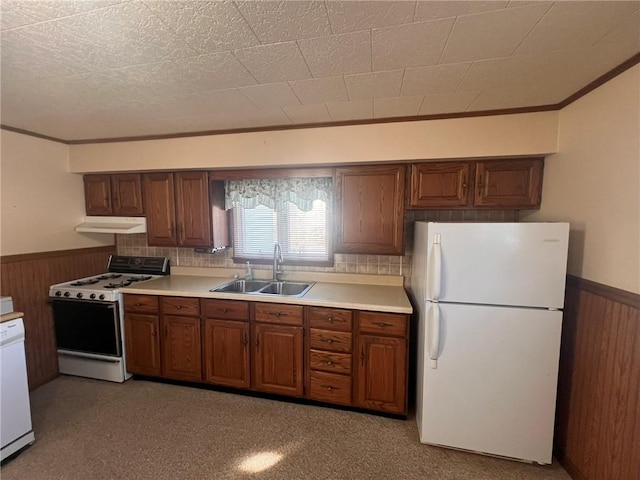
[309,329,352,353]
[359,312,407,337]
[255,303,303,326]
[202,299,249,321]
[309,370,352,406]
[161,296,200,317]
[309,349,352,375]
[307,307,353,331]
[124,294,158,314]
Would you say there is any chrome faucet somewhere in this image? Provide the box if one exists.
[273,242,284,281]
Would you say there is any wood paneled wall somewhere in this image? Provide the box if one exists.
[0,246,115,389]
[555,276,640,480]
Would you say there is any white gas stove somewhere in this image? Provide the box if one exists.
[49,256,169,302]
[49,255,170,382]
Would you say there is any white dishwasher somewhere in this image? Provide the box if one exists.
[1,297,35,461]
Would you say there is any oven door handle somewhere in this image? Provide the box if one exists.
[58,350,121,364]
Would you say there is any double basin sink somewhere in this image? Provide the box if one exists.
[210,279,315,297]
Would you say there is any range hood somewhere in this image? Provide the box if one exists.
[75,216,146,234]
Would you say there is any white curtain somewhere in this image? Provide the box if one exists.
[224,177,332,212]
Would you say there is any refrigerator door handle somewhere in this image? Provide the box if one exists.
[427,302,441,369]
[429,234,442,300]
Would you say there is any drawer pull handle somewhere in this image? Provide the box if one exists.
[176,305,182,309]
[222,308,228,313]
[326,339,334,344]
[321,385,334,391]
[375,322,391,327]
[326,361,333,366]
[327,316,333,322]
[270,312,282,317]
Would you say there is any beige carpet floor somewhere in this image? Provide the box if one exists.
[1,376,571,480]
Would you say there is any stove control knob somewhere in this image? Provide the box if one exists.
[63,291,71,297]
[55,291,62,297]
[89,294,96,299]
[76,292,83,299]
[99,294,105,300]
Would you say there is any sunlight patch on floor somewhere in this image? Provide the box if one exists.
[237,451,284,473]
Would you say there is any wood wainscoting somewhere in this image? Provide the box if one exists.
[555,275,639,480]
[0,245,116,390]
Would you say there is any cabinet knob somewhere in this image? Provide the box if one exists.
[222,308,228,313]
[326,339,334,344]
[326,361,333,366]
[176,305,182,309]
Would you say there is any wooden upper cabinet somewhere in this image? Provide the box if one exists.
[84,174,112,215]
[143,171,227,248]
[335,165,405,255]
[409,162,471,208]
[408,158,544,210]
[111,174,144,216]
[174,171,212,247]
[475,158,543,208]
[84,173,144,216]
[143,172,177,246]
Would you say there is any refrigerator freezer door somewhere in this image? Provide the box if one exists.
[417,302,562,464]
[423,222,569,308]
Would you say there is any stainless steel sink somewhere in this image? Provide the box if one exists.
[256,281,314,297]
[210,280,314,297]
[210,280,271,293]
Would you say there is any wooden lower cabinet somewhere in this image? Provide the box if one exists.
[203,318,250,389]
[253,323,304,396]
[161,315,201,382]
[125,313,161,377]
[356,335,407,414]
[355,311,409,414]
[124,294,410,416]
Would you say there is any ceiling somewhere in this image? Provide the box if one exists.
[1,1,639,143]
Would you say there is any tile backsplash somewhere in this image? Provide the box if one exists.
[117,210,517,287]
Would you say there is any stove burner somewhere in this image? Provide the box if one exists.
[127,275,152,282]
[70,278,100,286]
[97,274,122,280]
[104,281,131,289]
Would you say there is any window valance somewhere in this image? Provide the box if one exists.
[225,177,332,212]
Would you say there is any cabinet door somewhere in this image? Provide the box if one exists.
[84,174,112,215]
[161,315,202,382]
[111,174,144,216]
[356,335,406,414]
[203,319,250,389]
[175,171,212,247]
[409,162,471,208]
[124,313,161,376]
[253,323,303,396]
[474,158,543,208]
[143,172,177,246]
[335,165,405,255]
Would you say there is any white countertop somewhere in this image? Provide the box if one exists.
[120,275,413,314]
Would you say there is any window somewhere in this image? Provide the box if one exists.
[226,178,332,264]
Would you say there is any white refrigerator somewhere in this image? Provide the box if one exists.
[410,221,569,464]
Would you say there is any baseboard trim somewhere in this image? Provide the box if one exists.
[566,274,639,309]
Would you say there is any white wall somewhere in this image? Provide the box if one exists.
[0,131,114,255]
[68,111,559,173]
[523,65,640,294]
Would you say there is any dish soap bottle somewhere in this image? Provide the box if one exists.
[245,261,253,281]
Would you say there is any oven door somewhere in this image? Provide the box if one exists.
[52,299,121,357]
